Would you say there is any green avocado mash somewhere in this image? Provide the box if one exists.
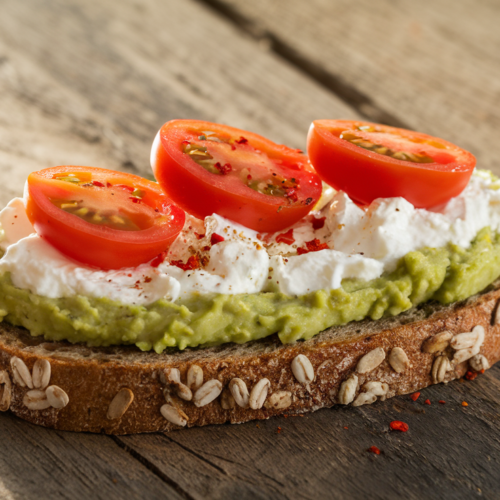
[0,227,499,353]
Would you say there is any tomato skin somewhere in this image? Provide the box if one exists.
[307,120,476,208]
[152,120,322,233]
[26,166,185,270]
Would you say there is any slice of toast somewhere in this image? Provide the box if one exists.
[0,281,499,435]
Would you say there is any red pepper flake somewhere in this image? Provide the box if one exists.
[343,426,348,430]
[150,252,167,268]
[235,137,248,144]
[194,232,205,240]
[92,180,105,187]
[465,370,478,381]
[275,229,295,245]
[410,392,420,401]
[297,238,329,255]
[210,233,225,245]
[439,400,446,404]
[130,197,141,203]
[462,401,469,407]
[285,187,298,203]
[367,446,380,455]
[144,276,152,283]
[312,217,326,230]
[390,420,409,432]
[424,399,431,405]
[116,184,134,192]
[276,426,282,434]
[480,369,485,374]
[214,162,232,175]
[106,182,113,188]
[171,254,203,271]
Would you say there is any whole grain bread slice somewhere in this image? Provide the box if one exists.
[0,281,499,435]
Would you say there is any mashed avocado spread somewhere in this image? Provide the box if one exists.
[0,227,499,353]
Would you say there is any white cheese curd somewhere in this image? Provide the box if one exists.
[160,239,269,297]
[1,170,500,302]
[269,251,383,296]
[0,198,34,250]
[0,234,181,305]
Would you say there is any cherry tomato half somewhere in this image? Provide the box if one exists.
[307,120,476,208]
[26,166,185,270]
[151,120,322,232]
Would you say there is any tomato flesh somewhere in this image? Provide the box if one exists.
[151,120,322,232]
[26,166,185,270]
[307,120,476,208]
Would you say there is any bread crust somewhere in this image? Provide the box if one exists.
[1,282,499,435]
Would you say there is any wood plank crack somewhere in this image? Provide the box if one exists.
[111,435,196,500]
[195,0,409,128]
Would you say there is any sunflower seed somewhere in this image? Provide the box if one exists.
[249,378,270,410]
[291,354,314,384]
[264,391,292,410]
[469,354,490,372]
[432,355,451,384]
[0,370,12,412]
[356,348,385,374]
[220,388,236,410]
[10,356,33,388]
[193,380,222,407]
[352,392,377,407]
[23,390,51,410]
[338,374,358,405]
[46,385,69,409]
[32,359,51,390]
[388,347,409,373]
[229,378,249,408]
[161,404,188,427]
[452,326,484,364]
[421,331,453,354]
[187,365,203,391]
[107,388,134,420]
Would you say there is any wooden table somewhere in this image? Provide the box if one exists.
[1,1,499,498]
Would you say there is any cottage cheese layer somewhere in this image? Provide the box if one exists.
[0,170,499,305]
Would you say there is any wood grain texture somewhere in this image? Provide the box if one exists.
[214,0,500,173]
[0,0,356,207]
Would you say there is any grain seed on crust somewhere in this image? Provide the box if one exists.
[10,356,33,388]
[161,404,188,427]
[291,354,314,384]
[494,301,500,325]
[220,388,236,410]
[356,348,385,374]
[162,368,180,384]
[187,365,203,391]
[46,385,69,409]
[265,391,292,410]
[469,354,490,372]
[107,388,134,420]
[175,382,193,402]
[432,355,451,384]
[388,347,409,373]
[23,389,51,410]
[193,380,222,407]
[452,326,484,365]
[363,381,389,400]
[421,331,453,354]
[451,329,483,350]
[338,374,358,405]
[352,392,377,407]
[229,378,249,408]
[0,370,12,412]
[32,359,51,390]
[249,378,270,410]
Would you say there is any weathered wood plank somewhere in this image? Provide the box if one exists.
[213,0,500,173]
[0,412,184,499]
[0,0,356,208]
[118,365,500,499]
